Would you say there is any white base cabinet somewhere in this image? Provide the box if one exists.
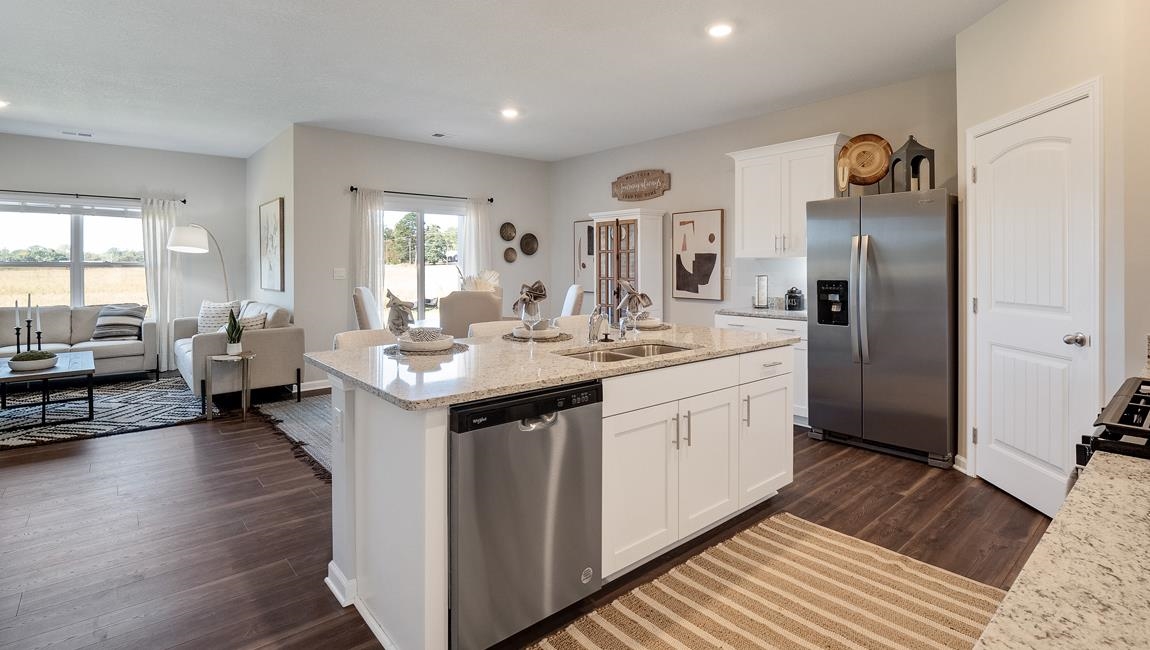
[602,350,793,578]
[715,314,808,422]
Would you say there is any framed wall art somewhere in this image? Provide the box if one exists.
[259,197,285,291]
[671,209,723,301]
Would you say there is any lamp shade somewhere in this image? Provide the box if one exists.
[166,225,210,253]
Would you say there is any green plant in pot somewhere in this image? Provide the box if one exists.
[225,310,244,355]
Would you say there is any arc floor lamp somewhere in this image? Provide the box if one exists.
[167,224,230,301]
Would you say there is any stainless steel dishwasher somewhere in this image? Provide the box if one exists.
[449,381,602,650]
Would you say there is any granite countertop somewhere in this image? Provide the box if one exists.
[975,451,1150,649]
[305,324,798,410]
[715,308,807,322]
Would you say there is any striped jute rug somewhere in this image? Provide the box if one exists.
[531,513,1005,650]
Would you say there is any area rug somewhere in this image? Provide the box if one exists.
[531,513,1005,650]
[0,376,212,449]
[255,394,332,475]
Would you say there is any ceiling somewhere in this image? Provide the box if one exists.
[0,0,1002,161]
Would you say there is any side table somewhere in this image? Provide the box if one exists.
[205,352,256,421]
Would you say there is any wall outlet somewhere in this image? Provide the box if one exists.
[723,266,733,280]
[333,267,347,280]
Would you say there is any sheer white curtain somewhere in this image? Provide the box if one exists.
[354,188,388,325]
[460,198,493,277]
[141,198,180,371]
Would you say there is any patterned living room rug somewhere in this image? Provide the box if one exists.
[0,376,212,449]
[255,395,333,477]
[531,513,1005,650]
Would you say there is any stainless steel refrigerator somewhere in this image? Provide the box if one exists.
[806,188,957,467]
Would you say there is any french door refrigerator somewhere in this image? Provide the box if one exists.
[806,188,957,467]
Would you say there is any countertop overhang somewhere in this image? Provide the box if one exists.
[305,324,798,410]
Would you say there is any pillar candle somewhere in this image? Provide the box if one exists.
[35,305,41,332]
[26,294,31,321]
[12,301,17,328]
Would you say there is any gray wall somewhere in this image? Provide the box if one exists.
[547,71,958,326]
[245,127,295,310]
[0,132,247,317]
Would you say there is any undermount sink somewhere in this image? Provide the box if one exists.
[559,343,691,363]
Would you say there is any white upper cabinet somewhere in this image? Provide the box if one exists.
[728,133,848,258]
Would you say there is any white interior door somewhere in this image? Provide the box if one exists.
[972,95,1099,518]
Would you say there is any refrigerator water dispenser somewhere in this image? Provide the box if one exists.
[816,280,849,326]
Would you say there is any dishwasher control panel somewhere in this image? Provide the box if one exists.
[450,381,602,433]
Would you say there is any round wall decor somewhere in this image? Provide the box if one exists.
[499,222,517,241]
[837,134,893,186]
[520,233,539,255]
[503,247,518,263]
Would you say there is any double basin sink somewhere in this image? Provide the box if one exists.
[560,343,690,363]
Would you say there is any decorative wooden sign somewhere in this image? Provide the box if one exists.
[611,169,671,201]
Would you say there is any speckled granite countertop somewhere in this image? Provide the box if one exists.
[305,324,798,410]
[715,308,807,322]
[975,452,1150,649]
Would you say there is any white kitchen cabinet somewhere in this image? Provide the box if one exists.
[677,388,740,538]
[715,314,809,422]
[728,133,848,258]
[738,374,794,507]
[602,401,680,574]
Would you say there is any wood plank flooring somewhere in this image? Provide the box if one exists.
[0,416,1049,649]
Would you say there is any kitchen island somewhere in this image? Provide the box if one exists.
[305,324,798,649]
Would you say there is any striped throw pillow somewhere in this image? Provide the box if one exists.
[198,300,241,334]
[216,313,267,333]
[91,304,148,341]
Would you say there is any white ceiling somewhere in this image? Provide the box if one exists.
[0,0,1002,161]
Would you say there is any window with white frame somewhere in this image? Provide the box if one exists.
[0,196,147,309]
[381,196,464,323]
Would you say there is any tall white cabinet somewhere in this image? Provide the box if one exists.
[728,132,848,258]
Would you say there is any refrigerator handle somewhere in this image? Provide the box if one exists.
[859,234,871,364]
[849,235,861,364]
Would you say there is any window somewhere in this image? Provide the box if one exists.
[382,198,464,323]
[0,196,146,309]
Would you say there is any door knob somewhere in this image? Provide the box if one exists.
[1063,332,1088,347]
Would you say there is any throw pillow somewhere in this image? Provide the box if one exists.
[216,313,267,333]
[198,300,241,334]
[91,304,148,341]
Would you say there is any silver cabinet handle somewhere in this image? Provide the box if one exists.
[762,361,783,369]
[727,323,746,327]
[782,234,787,251]
[775,327,796,333]
[672,415,680,449]
[743,396,751,426]
[685,411,692,447]
[859,234,871,364]
[1063,332,1088,347]
[849,235,861,364]
[773,235,779,252]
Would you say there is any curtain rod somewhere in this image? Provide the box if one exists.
[0,189,187,204]
[349,186,493,204]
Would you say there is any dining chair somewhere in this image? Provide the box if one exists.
[467,320,515,337]
[560,284,584,316]
[333,328,396,350]
[353,287,384,330]
[438,290,502,338]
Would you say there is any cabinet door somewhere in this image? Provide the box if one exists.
[781,148,834,257]
[677,387,740,537]
[738,375,794,507]
[794,341,809,421]
[735,157,783,258]
[602,401,680,576]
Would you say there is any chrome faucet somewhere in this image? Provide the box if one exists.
[587,304,611,344]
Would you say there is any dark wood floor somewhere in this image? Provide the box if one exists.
[0,417,1049,650]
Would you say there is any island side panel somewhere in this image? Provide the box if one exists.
[326,376,358,606]
[354,389,450,650]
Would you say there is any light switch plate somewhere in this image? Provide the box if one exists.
[723,266,733,280]
[333,267,347,280]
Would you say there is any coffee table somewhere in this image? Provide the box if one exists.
[0,351,96,431]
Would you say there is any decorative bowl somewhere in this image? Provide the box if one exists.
[404,327,444,342]
[397,335,455,352]
[7,354,59,372]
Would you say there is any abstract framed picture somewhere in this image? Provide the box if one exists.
[671,209,723,300]
[259,197,285,291]
[573,219,595,293]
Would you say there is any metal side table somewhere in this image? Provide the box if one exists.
[205,352,255,421]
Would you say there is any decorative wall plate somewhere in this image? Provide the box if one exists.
[503,247,518,263]
[837,134,892,186]
[520,233,539,255]
[499,222,517,241]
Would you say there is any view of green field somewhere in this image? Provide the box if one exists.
[0,266,147,309]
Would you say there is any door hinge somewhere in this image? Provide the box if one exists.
[971,166,977,183]
[972,427,979,444]
[972,297,978,313]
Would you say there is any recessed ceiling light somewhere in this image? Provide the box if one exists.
[500,107,520,119]
[0,100,10,109]
[707,23,733,38]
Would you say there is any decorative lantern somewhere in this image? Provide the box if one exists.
[886,135,935,193]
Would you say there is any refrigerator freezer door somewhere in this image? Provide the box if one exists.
[806,196,862,438]
[859,189,956,456]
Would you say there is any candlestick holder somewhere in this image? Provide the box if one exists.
[12,327,20,354]
[35,331,42,351]
[24,320,33,352]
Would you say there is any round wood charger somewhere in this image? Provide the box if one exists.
[837,134,893,188]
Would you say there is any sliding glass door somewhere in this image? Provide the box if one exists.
[382,200,463,323]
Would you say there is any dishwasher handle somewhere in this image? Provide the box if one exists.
[518,412,559,432]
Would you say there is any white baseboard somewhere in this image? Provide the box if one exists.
[954,454,973,476]
[325,561,357,607]
[297,379,331,394]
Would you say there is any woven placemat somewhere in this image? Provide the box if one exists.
[382,342,470,357]
[634,323,673,331]
[501,332,574,343]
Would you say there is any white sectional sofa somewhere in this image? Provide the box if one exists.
[0,305,159,378]
[172,300,304,408]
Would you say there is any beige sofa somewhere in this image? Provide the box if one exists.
[172,300,304,408]
[0,305,159,378]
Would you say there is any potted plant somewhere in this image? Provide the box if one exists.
[225,310,244,355]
